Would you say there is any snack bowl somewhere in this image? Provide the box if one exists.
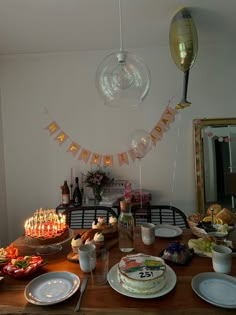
[2,256,45,278]
[207,231,228,238]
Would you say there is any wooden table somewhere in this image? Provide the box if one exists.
[0,229,236,315]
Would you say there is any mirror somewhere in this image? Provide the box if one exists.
[193,118,236,213]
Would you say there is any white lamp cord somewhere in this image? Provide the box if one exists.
[119,0,123,52]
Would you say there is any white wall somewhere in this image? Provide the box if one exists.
[0,91,8,247]
[0,41,235,246]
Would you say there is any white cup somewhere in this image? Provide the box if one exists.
[141,223,155,245]
[79,244,96,273]
[212,245,232,274]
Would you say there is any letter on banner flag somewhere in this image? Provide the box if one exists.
[45,121,60,135]
[159,116,171,129]
[128,148,137,162]
[117,152,129,166]
[67,142,81,157]
[54,131,68,145]
[153,123,164,137]
[103,155,113,168]
[78,148,91,164]
[150,130,161,146]
[165,106,177,119]
[90,153,102,166]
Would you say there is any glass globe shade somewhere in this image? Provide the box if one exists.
[95,51,150,108]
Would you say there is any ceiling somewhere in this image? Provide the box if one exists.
[0,0,235,55]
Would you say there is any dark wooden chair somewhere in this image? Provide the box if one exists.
[131,204,189,229]
[63,205,118,229]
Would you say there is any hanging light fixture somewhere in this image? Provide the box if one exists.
[95,0,151,108]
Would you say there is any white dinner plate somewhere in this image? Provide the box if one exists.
[192,272,236,308]
[24,271,80,305]
[155,224,183,238]
[107,263,176,299]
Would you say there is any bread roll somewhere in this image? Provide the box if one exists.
[215,208,236,225]
[81,228,101,243]
[81,226,118,243]
[188,213,203,224]
[207,203,222,216]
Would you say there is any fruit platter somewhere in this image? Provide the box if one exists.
[0,243,45,278]
[188,237,215,257]
[188,236,233,258]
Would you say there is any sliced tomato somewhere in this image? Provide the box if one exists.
[2,255,45,278]
[5,243,19,259]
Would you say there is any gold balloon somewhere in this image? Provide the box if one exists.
[169,7,198,109]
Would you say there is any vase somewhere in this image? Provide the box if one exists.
[92,187,103,204]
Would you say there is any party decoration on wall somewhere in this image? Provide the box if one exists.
[44,102,177,168]
[54,131,68,145]
[129,129,152,159]
[169,7,198,109]
[67,142,81,157]
[45,121,60,135]
[90,153,102,166]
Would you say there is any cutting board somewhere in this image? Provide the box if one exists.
[67,238,118,263]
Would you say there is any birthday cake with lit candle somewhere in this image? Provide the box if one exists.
[24,208,69,246]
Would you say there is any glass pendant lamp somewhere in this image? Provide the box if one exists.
[95,0,151,108]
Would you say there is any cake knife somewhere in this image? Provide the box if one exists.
[74,276,88,312]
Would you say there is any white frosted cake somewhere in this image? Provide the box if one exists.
[117,253,166,294]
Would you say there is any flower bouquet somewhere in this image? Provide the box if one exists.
[84,169,113,203]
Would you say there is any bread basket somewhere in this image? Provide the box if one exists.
[187,213,208,239]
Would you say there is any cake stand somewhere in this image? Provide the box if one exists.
[24,229,73,256]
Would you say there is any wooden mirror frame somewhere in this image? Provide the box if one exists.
[193,117,236,213]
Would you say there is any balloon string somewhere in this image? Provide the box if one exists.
[139,159,143,208]
[170,114,181,207]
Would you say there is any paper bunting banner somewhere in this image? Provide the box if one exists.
[90,153,102,166]
[128,148,137,161]
[54,131,68,145]
[44,102,178,167]
[103,155,113,168]
[45,121,60,135]
[78,149,91,163]
[67,142,81,156]
[117,152,129,166]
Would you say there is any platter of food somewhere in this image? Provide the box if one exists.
[0,243,18,267]
[188,204,236,239]
[2,255,45,278]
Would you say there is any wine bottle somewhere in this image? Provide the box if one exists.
[61,180,70,207]
[73,177,82,206]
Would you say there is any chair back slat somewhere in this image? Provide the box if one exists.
[131,204,189,229]
[64,206,118,229]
